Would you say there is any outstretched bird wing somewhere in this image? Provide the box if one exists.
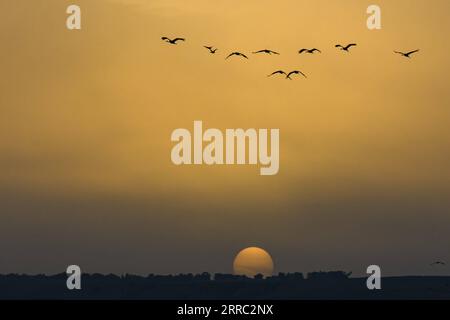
[268,70,286,77]
[269,50,280,55]
[161,37,170,41]
[335,44,343,48]
[311,48,321,53]
[173,38,185,43]
[345,43,357,50]
[239,53,249,59]
[299,49,308,53]
[204,46,213,50]
[406,49,420,56]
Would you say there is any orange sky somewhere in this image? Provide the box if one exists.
[0,0,449,276]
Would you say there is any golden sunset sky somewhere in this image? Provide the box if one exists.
[0,0,449,276]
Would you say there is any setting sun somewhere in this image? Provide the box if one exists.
[233,247,274,278]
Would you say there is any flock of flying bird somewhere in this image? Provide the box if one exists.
[161,36,420,80]
[160,36,450,269]
[160,36,449,270]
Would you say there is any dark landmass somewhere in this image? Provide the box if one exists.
[1,271,449,300]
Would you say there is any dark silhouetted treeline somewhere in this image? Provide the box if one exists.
[1,271,449,299]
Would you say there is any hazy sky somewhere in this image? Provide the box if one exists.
[0,0,449,276]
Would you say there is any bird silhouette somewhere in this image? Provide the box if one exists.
[394,49,420,58]
[226,52,249,60]
[430,261,446,266]
[286,70,307,80]
[204,46,218,54]
[335,43,357,52]
[299,48,321,54]
[161,37,185,45]
[268,70,287,77]
[253,49,280,55]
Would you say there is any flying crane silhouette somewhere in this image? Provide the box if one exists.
[286,70,307,80]
[253,49,280,55]
[335,43,357,52]
[394,49,420,58]
[226,52,249,60]
[204,46,218,54]
[299,48,322,54]
[161,37,185,45]
[430,261,446,266]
